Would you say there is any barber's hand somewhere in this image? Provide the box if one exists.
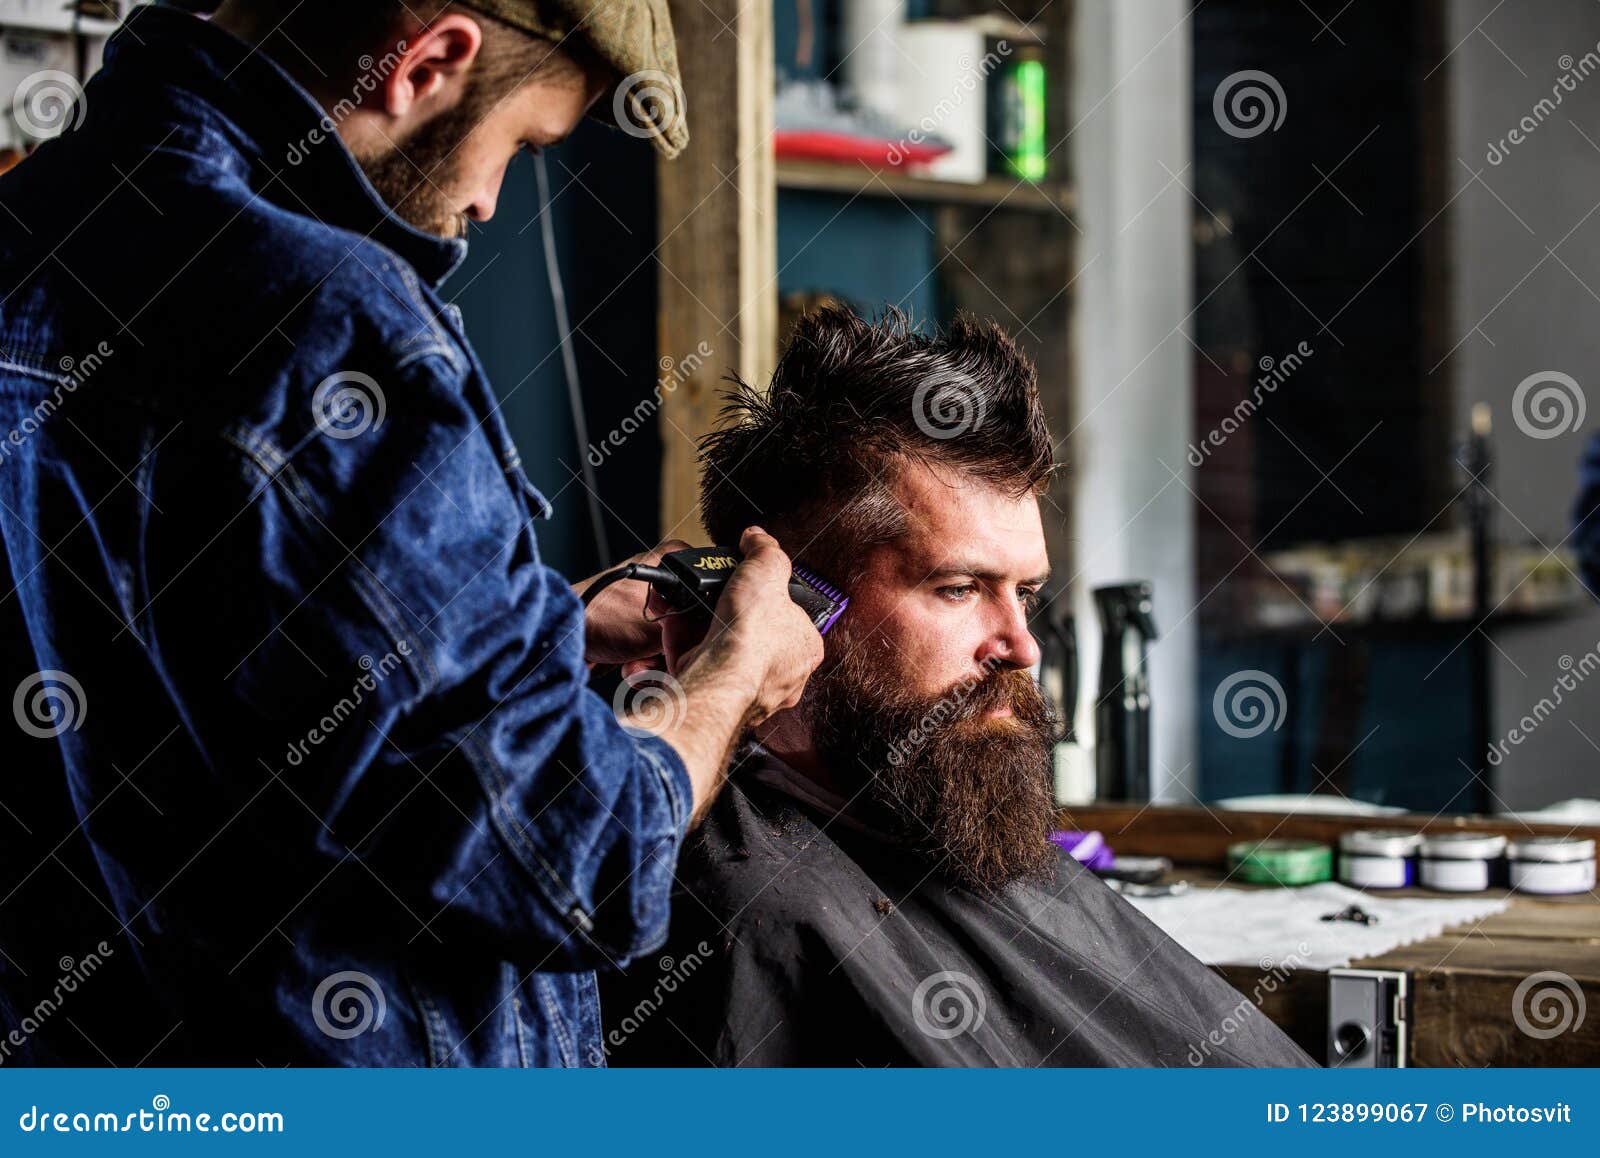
[574,538,692,666]
[668,527,825,725]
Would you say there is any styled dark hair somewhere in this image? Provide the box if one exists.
[699,306,1055,584]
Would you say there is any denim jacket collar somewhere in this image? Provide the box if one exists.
[113,4,468,288]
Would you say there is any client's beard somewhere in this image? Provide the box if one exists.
[354,98,486,241]
[804,635,1060,893]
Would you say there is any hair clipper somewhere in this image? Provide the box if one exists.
[580,545,849,635]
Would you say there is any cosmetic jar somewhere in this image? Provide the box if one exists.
[1226,838,1333,886]
[1418,832,1506,892]
[1506,835,1596,895]
[1338,830,1421,889]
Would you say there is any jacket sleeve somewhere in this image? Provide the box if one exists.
[161,349,692,970]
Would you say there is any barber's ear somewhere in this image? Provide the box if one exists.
[380,14,484,117]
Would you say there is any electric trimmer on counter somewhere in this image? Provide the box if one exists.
[579,545,849,635]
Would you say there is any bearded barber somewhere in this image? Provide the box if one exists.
[0,0,820,1066]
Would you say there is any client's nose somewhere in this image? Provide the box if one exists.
[977,599,1042,670]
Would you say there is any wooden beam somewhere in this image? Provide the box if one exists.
[655,0,776,540]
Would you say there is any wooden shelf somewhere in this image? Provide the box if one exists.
[964,14,1047,45]
[0,14,120,34]
[1204,605,1590,645]
[775,159,1075,216]
[0,1,122,36]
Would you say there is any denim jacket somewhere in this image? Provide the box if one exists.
[0,5,690,1066]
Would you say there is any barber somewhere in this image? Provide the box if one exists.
[0,0,820,1066]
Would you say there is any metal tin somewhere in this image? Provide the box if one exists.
[1418,832,1506,892]
[1227,838,1332,886]
[1507,836,1597,895]
[1338,830,1421,889]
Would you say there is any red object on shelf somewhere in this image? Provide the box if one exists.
[773,129,951,169]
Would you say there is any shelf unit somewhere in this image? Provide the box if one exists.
[0,1,133,153]
[656,0,1080,569]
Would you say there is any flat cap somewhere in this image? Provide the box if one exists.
[457,0,688,158]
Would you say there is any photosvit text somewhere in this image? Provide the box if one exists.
[1265,1101,1573,1125]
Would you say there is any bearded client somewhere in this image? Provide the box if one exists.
[600,308,1316,1068]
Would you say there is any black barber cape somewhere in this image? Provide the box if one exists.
[602,749,1317,1067]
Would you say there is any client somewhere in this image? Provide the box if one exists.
[602,307,1315,1067]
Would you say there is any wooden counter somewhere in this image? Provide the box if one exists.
[1204,876,1600,1065]
[1062,804,1600,1066]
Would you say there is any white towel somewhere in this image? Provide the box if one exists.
[1122,881,1510,970]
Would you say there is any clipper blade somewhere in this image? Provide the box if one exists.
[791,565,849,635]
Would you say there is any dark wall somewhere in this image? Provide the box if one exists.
[1192,0,1429,547]
[448,119,659,581]
[1191,0,1478,810]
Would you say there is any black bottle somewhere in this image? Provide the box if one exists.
[1093,581,1158,801]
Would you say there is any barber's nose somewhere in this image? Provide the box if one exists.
[976,602,1042,671]
[465,168,507,223]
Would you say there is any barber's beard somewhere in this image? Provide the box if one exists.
[353,100,484,241]
[804,635,1060,893]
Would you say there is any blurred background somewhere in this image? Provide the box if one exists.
[6,0,1599,819]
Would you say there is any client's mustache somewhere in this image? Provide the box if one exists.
[938,665,1052,724]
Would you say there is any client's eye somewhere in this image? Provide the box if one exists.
[937,583,978,603]
[1020,587,1042,612]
